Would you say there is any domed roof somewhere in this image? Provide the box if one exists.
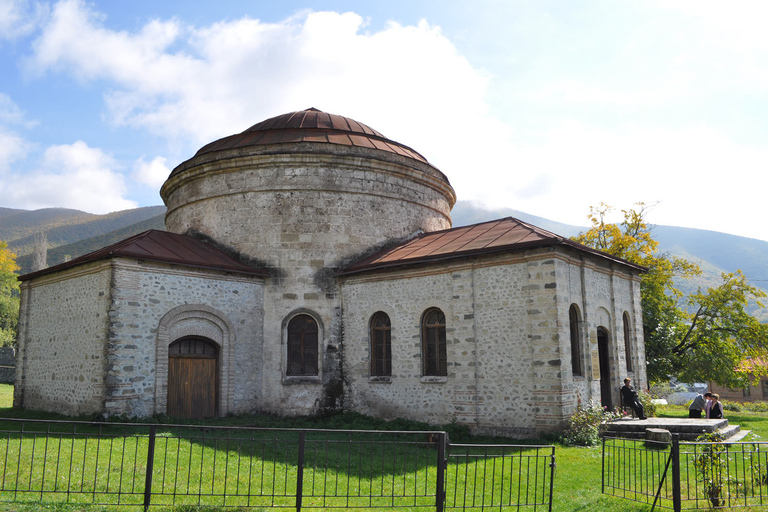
[194,108,430,164]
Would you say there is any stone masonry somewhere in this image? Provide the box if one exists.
[14,109,646,437]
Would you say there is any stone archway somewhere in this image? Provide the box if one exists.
[155,304,235,416]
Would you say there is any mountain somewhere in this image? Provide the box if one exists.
[4,201,768,321]
[451,201,768,321]
[1,206,166,275]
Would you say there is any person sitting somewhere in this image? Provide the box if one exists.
[709,394,724,419]
[620,378,647,420]
[689,392,712,418]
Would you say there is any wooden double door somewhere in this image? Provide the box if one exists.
[167,337,219,418]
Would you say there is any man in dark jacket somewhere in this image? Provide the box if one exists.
[621,378,647,419]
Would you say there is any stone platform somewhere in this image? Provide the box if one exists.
[602,417,749,442]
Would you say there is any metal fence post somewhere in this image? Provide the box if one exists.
[296,431,306,512]
[672,434,681,512]
[435,432,446,512]
[549,446,556,512]
[143,425,156,512]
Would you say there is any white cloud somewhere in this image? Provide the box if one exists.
[133,156,170,189]
[0,94,34,172]
[0,0,47,40]
[0,141,136,213]
[0,128,30,173]
[25,2,498,150]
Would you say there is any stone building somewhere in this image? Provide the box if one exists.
[14,108,646,436]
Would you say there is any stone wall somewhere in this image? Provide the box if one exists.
[105,259,265,418]
[15,262,112,415]
[161,143,457,418]
[340,246,645,437]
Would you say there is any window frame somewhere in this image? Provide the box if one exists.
[286,314,319,377]
[421,308,447,377]
[623,312,633,372]
[569,304,582,377]
[370,312,392,377]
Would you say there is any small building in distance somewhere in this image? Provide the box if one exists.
[709,359,768,403]
[14,108,646,437]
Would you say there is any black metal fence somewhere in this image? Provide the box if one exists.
[603,435,768,510]
[0,418,555,511]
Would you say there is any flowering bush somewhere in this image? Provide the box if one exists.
[560,400,623,446]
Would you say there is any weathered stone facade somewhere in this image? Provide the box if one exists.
[14,109,646,436]
[341,247,644,436]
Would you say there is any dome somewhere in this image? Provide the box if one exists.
[193,108,430,164]
[161,108,456,277]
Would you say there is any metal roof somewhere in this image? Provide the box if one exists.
[340,217,647,276]
[192,108,430,164]
[19,230,268,281]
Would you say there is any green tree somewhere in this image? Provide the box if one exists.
[0,240,19,347]
[573,203,768,387]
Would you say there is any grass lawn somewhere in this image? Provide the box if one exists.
[0,386,767,512]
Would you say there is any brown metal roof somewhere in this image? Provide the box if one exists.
[340,217,647,276]
[19,230,268,281]
[192,108,430,164]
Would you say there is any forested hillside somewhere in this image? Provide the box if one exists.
[15,214,166,274]
[1,206,166,264]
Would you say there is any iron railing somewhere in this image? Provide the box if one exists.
[0,418,555,511]
[603,435,768,510]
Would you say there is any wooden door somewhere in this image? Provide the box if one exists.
[167,338,218,418]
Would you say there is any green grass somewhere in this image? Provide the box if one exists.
[1,386,768,511]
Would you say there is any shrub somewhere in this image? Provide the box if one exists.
[650,381,673,398]
[637,389,658,417]
[694,431,743,507]
[560,400,622,447]
[747,401,768,413]
[724,401,742,412]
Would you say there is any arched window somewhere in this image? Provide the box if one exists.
[287,314,319,376]
[569,305,582,376]
[422,308,447,376]
[623,312,633,372]
[370,312,392,377]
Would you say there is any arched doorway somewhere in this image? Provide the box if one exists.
[167,337,219,418]
[597,327,613,410]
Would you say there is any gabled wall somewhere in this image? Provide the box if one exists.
[15,261,112,415]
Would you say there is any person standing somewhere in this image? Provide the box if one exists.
[704,393,714,418]
[621,378,647,420]
[689,392,712,418]
[709,394,724,419]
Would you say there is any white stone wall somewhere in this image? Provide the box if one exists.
[340,247,645,437]
[106,259,264,417]
[557,254,646,415]
[15,262,111,415]
[161,143,457,418]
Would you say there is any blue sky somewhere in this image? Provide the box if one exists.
[2,0,768,240]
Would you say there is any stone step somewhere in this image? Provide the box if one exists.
[725,429,752,443]
[601,418,743,442]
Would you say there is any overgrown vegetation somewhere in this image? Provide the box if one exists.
[559,400,623,446]
[0,241,18,348]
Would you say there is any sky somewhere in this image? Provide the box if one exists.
[1,0,768,241]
